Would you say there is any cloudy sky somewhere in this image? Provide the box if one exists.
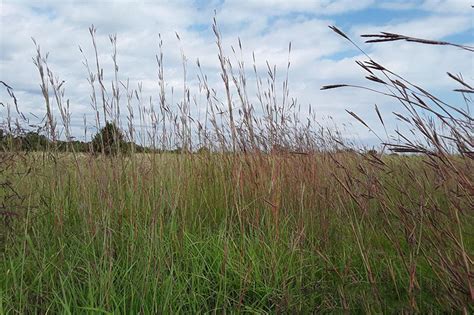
[1,0,472,144]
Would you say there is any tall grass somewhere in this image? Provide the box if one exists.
[0,20,472,313]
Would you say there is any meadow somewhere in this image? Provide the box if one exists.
[0,24,472,313]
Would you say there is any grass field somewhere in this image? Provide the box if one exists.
[0,151,472,313]
[1,23,473,313]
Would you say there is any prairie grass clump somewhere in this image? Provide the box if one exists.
[0,19,472,313]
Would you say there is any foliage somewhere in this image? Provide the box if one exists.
[91,122,128,155]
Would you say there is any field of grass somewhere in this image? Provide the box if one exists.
[1,22,473,313]
[0,151,472,313]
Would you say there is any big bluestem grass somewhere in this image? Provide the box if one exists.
[0,19,472,313]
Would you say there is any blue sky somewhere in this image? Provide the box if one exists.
[0,0,472,144]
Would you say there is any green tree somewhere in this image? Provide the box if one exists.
[196,146,210,155]
[92,122,128,155]
[22,131,49,151]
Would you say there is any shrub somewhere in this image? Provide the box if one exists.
[91,121,128,155]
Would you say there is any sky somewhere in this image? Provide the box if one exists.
[0,0,472,145]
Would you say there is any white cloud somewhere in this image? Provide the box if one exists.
[421,0,472,14]
[377,1,419,10]
[218,0,375,15]
[0,0,472,144]
[352,14,472,39]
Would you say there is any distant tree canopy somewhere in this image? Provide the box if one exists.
[0,130,50,151]
[0,123,185,155]
[0,130,91,152]
[24,131,49,150]
[92,122,129,155]
[0,123,133,154]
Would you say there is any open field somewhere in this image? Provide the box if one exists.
[0,151,472,313]
[0,14,473,313]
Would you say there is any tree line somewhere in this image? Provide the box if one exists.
[0,122,157,155]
